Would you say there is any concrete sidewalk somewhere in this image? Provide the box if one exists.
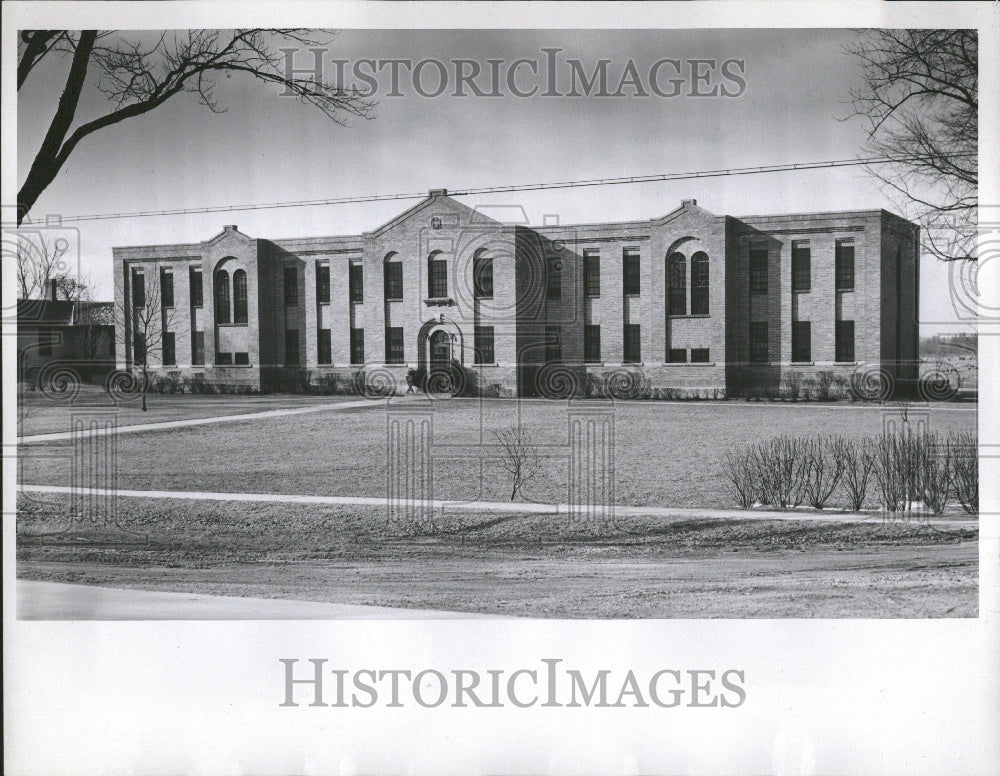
[16,483,977,527]
[17,395,403,445]
[16,580,504,620]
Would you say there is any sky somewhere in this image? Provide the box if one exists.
[15,28,973,332]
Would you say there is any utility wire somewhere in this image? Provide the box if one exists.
[48,153,976,224]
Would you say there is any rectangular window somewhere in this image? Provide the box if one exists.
[192,331,205,366]
[691,348,710,363]
[160,269,174,308]
[546,256,561,299]
[384,262,403,301]
[233,271,248,324]
[749,247,768,295]
[835,239,855,291]
[623,248,640,296]
[792,241,811,292]
[691,254,710,315]
[668,348,687,364]
[584,324,601,363]
[792,321,811,362]
[131,269,145,308]
[624,323,641,363]
[349,262,364,303]
[474,325,495,364]
[474,256,493,299]
[234,352,249,366]
[316,264,330,304]
[668,255,686,315]
[318,329,332,365]
[836,320,855,363]
[545,325,561,364]
[285,329,299,365]
[162,332,176,366]
[284,266,298,306]
[385,326,404,364]
[584,251,600,297]
[428,257,448,298]
[189,267,203,307]
[350,328,364,365]
[215,351,232,366]
[749,322,769,363]
[38,334,53,357]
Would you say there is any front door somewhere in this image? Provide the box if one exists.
[429,329,451,369]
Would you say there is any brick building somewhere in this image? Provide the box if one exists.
[112,190,920,397]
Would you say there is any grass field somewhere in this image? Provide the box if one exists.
[17,493,978,618]
[18,396,978,510]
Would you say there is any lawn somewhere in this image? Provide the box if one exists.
[16,493,978,618]
[17,385,367,437]
[18,396,978,510]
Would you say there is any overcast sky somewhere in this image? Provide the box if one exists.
[16,28,969,331]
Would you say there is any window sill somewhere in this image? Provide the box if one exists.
[792,288,811,294]
[424,297,456,307]
[214,364,254,368]
[216,322,249,328]
[664,361,716,367]
[473,362,500,368]
[668,314,711,319]
[385,297,404,303]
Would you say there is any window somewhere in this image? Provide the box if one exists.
[835,320,855,362]
[474,325,495,364]
[624,323,641,363]
[131,269,145,308]
[234,352,249,366]
[668,348,687,364]
[384,261,403,301]
[792,321,811,362]
[428,255,448,298]
[215,351,232,366]
[318,329,332,365]
[160,269,174,308]
[38,334,53,357]
[133,333,146,365]
[192,331,205,365]
[545,325,561,363]
[691,348,710,363]
[584,251,600,297]
[350,328,365,365]
[190,267,203,307]
[546,256,561,299]
[474,255,493,299]
[214,270,230,323]
[162,332,176,366]
[233,269,248,324]
[285,329,299,365]
[835,239,855,291]
[668,253,686,315]
[284,266,298,306]
[584,324,601,362]
[386,326,404,364]
[691,252,709,315]
[749,247,768,295]
[316,264,330,304]
[792,241,811,292]
[349,262,364,303]
[749,322,768,363]
[623,248,640,296]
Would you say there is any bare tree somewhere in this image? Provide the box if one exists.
[15,230,81,300]
[17,29,374,224]
[114,270,176,411]
[493,425,541,501]
[847,29,977,262]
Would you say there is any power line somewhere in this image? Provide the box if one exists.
[49,153,975,224]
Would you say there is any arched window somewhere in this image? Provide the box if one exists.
[214,269,230,324]
[667,253,686,315]
[383,252,403,301]
[428,251,447,298]
[233,269,248,323]
[691,252,709,315]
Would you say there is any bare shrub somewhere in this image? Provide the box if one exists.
[814,371,835,401]
[781,372,802,400]
[917,432,952,516]
[723,445,760,508]
[873,433,907,512]
[949,430,978,515]
[493,425,541,501]
[801,435,846,509]
[753,436,808,509]
[837,436,876,512]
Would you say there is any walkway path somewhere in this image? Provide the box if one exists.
[16,580,504,620]
[17,396,405,444]
[17,483,975,527]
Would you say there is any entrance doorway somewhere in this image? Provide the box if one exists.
[429,329,451,369]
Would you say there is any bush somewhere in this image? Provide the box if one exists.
[723,445,759,508]
[814,371,835,401]
[781,372,803,400]
[949,430,978,515]
[752,435,808,508]
[800,435,846,508]
[837,436,876,511]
